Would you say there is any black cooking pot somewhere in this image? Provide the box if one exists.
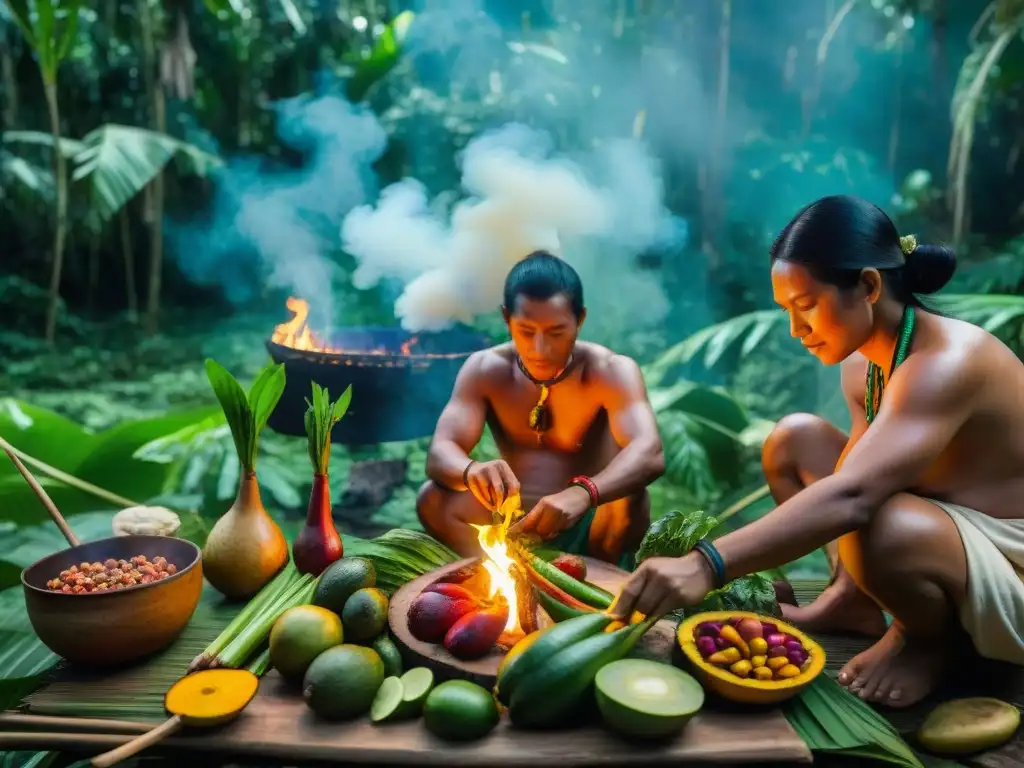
[266,326,489,445]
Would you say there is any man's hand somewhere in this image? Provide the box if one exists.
[609,553,716,620]
[465,460,521,511]
[509,486,591,540]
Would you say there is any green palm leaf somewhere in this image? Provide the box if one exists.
[0,588,59,712]
[644,310,783,385]
[72,124,221,226]
[935,293,1024,333]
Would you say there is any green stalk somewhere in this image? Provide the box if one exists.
[189,563,299,672]
[218,575,316,667]
[304,382,353,474]
[247,646,272,677]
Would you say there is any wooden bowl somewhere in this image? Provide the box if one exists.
[21,534,203,667]
[676,610,826,705]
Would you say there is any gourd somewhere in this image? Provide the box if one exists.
[201,360,290,600]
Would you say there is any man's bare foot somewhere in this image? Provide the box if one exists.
[837,624,950,708]
[779,570,888,637]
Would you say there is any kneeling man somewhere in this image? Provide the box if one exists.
[417,251,665,569]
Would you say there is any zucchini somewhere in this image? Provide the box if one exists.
[508,616,657,728]
[495,612,612,706]
[534,586,596,623]
[527,554,613,608]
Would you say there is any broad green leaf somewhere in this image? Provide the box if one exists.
[0,588,60,711]
[70,124,221,226]
[0,398,95,482]
[345,11,415,103]
[1,130,86,158]
[205,359,254,470]
[73,407,222,506]
[248,363,286,435]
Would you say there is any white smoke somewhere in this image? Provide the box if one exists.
[341,122,681,332]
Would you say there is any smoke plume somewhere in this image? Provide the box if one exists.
[342,122,684,332]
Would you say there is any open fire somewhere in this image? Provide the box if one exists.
[271,297,419,356]
[471,496,526,637]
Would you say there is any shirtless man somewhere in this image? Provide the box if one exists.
[610,195,1024,708]
[417,251,665,568]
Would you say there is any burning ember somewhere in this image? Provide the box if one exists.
[271,297,418,356]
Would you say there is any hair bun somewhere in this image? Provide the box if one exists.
[904,242,956,295]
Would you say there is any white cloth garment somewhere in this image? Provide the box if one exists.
[928,499,1024,665]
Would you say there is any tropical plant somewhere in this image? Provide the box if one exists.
[5,0,82,344]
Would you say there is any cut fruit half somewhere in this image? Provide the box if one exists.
[370,676,405,723]
[595,658,705,739]
[400,667,435,716]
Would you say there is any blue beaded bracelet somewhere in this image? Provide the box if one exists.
[694,539,726,588]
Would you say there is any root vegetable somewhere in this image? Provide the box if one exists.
[752,666,773,681]
[714,637,728,649]
[408,592,478,643]
[697,622,722,639]
[748,637,768,656]
[444,605,509,660]
[751,655,767,668]
[784,639,803,652]
[788,649,809,666]
[776,664,801,678]
[766,657,789,671]
[765,633,788,648]
[696,637,717,658]
[769,645,788,658]
[718,625,750,657]
[760,622,778,636]
[708,647,741,665]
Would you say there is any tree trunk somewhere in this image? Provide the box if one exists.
[0,35,18,128]
[43,78,68,346]
[139,0,166,334]
[701,0,731,267]
[121,208,138,320]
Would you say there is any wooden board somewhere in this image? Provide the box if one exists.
[0,671,810,764]
[0,555,812,764]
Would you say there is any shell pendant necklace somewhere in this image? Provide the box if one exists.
[864,305,916,424]
[516,353,576,444]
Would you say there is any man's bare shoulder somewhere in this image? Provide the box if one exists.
[462,344,516,384]
[579,343,645,393]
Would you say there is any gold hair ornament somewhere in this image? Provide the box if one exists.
[899,234,918,256]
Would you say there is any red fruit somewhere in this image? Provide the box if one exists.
[550,553,587,581]
[407,591,478,643]
[434,563,491,596]
[443,605,509,660]
[421,582,480,602]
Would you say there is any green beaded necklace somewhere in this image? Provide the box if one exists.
[864,305,916,424]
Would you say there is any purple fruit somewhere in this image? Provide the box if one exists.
[765,633,789,647]
[760,622,778,636]
[697,621,722,639]
[788,648,808,666]
[715,637,728,649]
[785,639,804,653]
[769,645,788,658]
[696,636,717,658]
[728,617,743,627]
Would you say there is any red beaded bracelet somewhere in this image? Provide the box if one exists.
[569,475,599,508]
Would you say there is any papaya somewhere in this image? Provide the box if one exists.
[533,585,596,623]
[495,611,613,706]
[507,616,658,729]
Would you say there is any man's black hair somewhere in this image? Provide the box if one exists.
[502,251,585,318]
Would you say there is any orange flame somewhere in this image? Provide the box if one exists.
[471,495,524,635]
[271,297,418,355]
